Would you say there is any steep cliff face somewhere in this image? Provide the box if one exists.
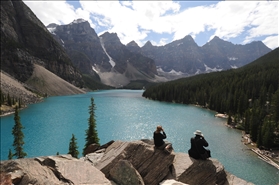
[47,20,110,75]
[100,32,157,77]
[1,0,83,88]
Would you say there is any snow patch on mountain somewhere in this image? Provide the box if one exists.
[169,69,184,75]
[157,68,184,75]
[60,39,64,47]
[157,67,190,80]
[92,65,99,74]
[71,19,87,24]
[99,37,116,68]
[47,27,56,35]
[195,69,202,75]
[204,64,223,72]
[228,57,238,61]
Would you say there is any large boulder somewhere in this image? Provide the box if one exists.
[167,153,253,185]
[0,155,112,185]
[89,140,175,185]
[109,159,145,185]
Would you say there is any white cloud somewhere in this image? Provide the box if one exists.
[24,1,95,27]
[262,35,278,50]
[23,0,278,49]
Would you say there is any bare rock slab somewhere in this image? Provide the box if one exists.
[168,153,254,185]
[1,155,112,185]
[93,140,175,185]
[110,159,144,185]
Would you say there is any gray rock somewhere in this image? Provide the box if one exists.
[160,179,188,185]
[84,143,100,156]
[0,155,112,185]
[39,155,112,185]
[167,153,254,185]
[109,159,144,185]
[226,173,254,185]
[1,158,63,185]
[1,140,254,185]
[92,140,175,185]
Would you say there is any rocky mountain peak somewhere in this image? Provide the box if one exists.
[127,40,140,47]
[46,23,58,28]
[100,32,122,46]
[182,35,196,43]
[141,41,155,52]
[208,36,229,45]
[126,40,141,54]
[143,40,153,47]
[71,18,87,24]
[170,35,198,48]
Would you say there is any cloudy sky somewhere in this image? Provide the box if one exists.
[23,1,278,49]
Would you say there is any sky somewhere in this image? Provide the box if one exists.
[23,1,278,49]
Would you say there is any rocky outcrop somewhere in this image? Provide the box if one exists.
[90,140,175,185]
[0,140,254,185]
[0,155,112,185]
[167,153,253,185]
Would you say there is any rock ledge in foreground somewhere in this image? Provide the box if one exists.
[0,139,254,185]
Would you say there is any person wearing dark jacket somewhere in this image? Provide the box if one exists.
[153,125,172,153]
[188,130,211,160]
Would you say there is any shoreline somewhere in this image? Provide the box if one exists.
[241,132,279,170]
[211,111,279,170]
[0,98,44,117]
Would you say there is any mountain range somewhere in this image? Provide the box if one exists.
[47,19,159,88]
[0,0,273,99]
[127,35,271,76]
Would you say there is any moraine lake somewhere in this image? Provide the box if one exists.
[1,90,278,185]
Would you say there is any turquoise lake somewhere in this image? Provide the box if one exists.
[1,90,278,184]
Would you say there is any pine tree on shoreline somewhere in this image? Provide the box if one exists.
[12,106,27,159]
[83,97,100,156]
[68,134,79,158]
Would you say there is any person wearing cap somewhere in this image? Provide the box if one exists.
[188,130,211,160]
[153,125,172,154]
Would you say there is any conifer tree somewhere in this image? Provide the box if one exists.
[12,106,27,158]
[68,134,79,158]
[0,90,4,106]
[83,97,99,156]
[8,149,13,160]
[7,93,11,106]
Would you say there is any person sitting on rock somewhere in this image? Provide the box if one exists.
[188,130,211,160]
[153,125,172,154]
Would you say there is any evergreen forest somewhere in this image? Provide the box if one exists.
[143,48,279,149]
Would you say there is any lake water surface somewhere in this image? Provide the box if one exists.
[1,90,278,184]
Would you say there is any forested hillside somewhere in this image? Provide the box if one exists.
[143,48,279,148]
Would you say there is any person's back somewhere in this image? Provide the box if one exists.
[153,125,172,153]
[153,130,166,147]
[188,130,211,160]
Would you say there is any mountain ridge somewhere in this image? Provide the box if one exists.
[47,21,159,87]
[126,35,271,76]
[46,17,271,83]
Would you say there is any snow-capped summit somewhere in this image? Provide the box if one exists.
[46,23,58,34]
[71,18,87,24]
